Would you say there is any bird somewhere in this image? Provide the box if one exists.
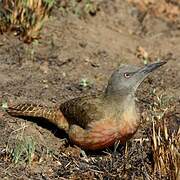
[6,61,167,150]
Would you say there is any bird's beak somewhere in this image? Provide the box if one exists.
[133,61,167,90]
[139,61,167,75]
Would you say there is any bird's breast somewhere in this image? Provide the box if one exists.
[84,111,139,150]
[116,107,140,143]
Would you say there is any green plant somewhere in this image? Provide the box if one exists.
[79,78,92,89]
[84,0,96,15]
[58,0,97,18]
[10,136,36,164]
[1,101,8,110]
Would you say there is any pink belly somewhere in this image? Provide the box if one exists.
[74,127,117,150]
[73,119,137,150]
[69,114,139,150]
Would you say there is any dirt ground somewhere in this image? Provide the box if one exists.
[0,0,180,179]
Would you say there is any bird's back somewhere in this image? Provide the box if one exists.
[60,94,109,128]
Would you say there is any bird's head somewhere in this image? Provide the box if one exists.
[105,61,167,96]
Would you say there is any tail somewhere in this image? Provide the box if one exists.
[7,104,69,132]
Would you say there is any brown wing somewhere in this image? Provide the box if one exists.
[60,95,106,128]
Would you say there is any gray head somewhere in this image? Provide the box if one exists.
[105,61,167,96]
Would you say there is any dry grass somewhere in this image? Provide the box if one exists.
[152,119,179,179]
[149,91,180,179]
[0,0,54,43]
[153,119,180,179]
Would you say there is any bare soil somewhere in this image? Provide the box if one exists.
[0,0,179,179]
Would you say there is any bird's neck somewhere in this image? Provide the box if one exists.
[123,93,136,110]
[105,85,134,97]
[104,91,136,107]
[104,92,140,126]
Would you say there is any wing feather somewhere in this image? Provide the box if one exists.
[60,95,105,128]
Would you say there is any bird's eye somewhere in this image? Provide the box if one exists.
[124,73,131,78]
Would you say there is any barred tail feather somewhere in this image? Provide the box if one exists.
[7,104,51,118]
[7,104,69,131]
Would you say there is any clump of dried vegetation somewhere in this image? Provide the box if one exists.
[152,119,179,179]
[149,91,180,179]
[0,0,54,43]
